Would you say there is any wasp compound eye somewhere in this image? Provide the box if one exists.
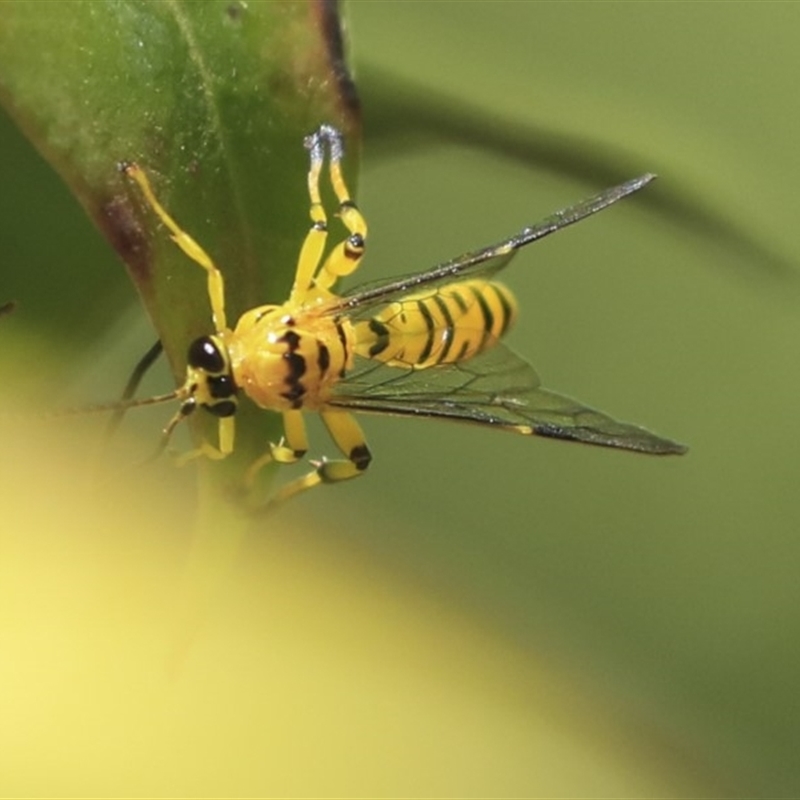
[188,336,226,373]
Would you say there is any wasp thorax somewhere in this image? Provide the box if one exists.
[227,303,355,413]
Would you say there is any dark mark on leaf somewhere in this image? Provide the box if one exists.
[315,0,361,121]
[98,194,151,284]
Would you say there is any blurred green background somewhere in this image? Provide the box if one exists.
[1,2,799,797]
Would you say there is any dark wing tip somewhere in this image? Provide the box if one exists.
[659,439,689,455]
[619,173,658,197]
[531,421,688,456]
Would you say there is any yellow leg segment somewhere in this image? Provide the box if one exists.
[175,440,228,467]
[174,416,235,466]
[301,125,368,293]
[317,410,372,482]
[262,409,372,511]
[244,410,310,489]
[122,163,228,332]
[289,157,328,302]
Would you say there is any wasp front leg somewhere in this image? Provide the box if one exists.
[121,163,229,332]
[264,409,372,511]
[172,414,235,466]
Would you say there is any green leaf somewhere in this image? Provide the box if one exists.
[0,0,360,474]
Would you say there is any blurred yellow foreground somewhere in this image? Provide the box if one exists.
[0,411,713,798]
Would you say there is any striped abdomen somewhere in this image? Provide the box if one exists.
[354,279,518,369]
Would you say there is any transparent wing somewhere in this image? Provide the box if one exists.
[328,344,686,455]
[320,174,655,319]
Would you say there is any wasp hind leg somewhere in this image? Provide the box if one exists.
[260,410,372,512]
[120,162,228,331]
[297,125,367,295]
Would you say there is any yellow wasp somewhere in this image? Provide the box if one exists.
[110,124,685,507]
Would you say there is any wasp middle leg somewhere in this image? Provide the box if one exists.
[258,409,372,512]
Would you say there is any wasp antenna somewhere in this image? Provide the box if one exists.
[105,340,164,440]
[141,397,196,463]
[48,387,186,419]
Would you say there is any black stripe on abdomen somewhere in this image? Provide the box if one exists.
[416,299,436,365]
[470,284,494,346]
[367,318,390,358]
[491,284,515,337]
[335,320,349,377]
[431,293,456,364]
